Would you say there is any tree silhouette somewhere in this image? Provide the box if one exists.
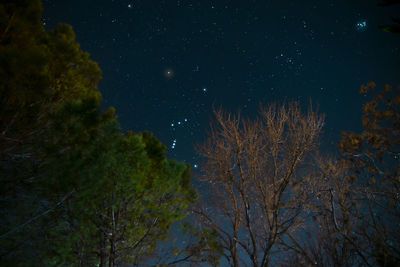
[289,83,400,266]
[377,0,400,34]
[194,103,324,266]
[0,1,195,265]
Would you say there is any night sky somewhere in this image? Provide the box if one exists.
[42,0,399,169]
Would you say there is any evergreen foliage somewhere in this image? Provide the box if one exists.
[0,1,195,265]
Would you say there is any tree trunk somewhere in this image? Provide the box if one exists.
[109,203,116,267]
[109,234,115,267]
[232,241,239,267]
[100,231,108,267]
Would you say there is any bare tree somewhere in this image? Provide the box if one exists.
[194,102,324,266]
[284,156,369,267]
[287,83,400,267]
[337,83,400,266]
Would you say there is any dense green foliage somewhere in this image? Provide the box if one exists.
[0,0,195,266]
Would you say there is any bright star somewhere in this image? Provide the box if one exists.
[164,69,174,78]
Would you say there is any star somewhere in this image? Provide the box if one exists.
[164,69,174,78]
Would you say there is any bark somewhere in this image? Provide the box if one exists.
[99,231,108,267]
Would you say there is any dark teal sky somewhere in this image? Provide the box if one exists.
[42,0,400,168]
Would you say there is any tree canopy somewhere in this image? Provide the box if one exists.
[0,1,195,266]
